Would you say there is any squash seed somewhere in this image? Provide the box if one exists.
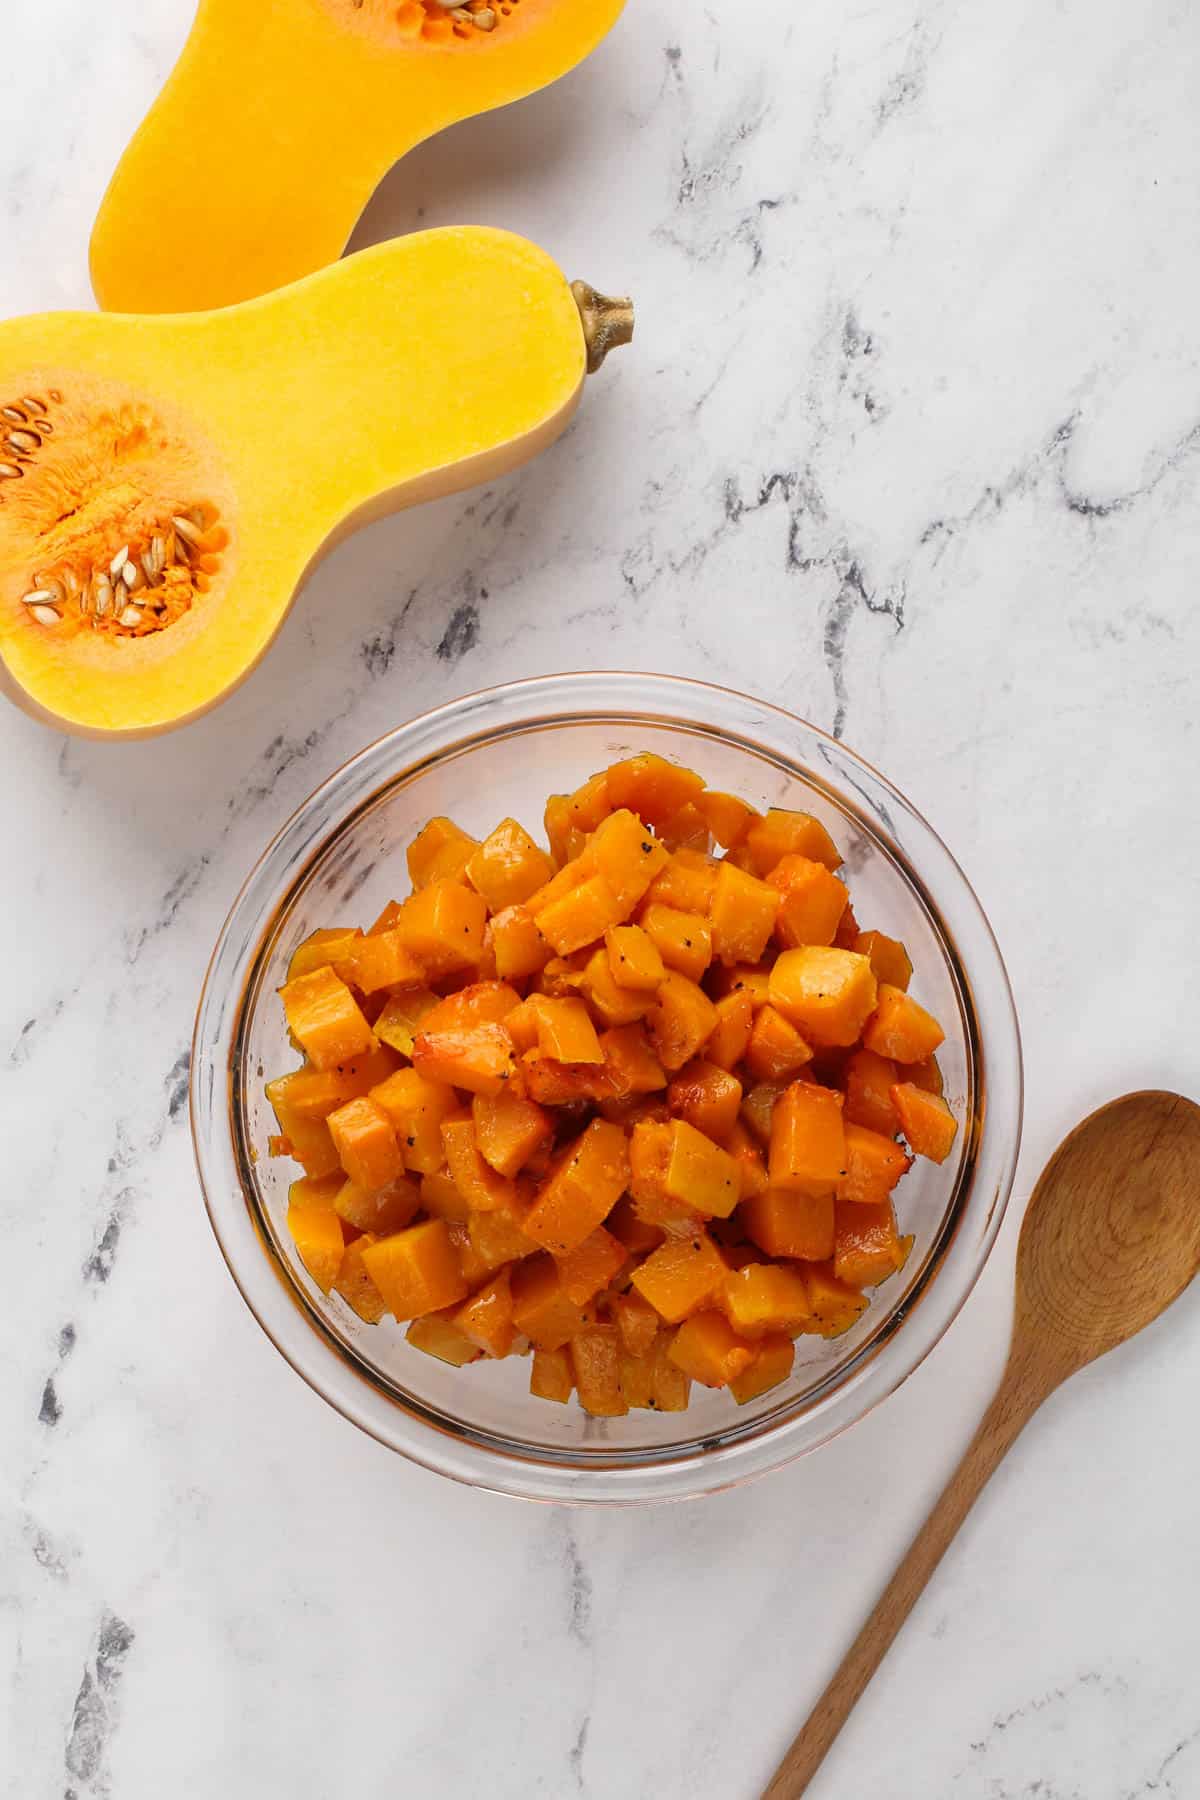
[30,603,61,627]
[0,463,22,480]
[8,430,40,453]
[22,588,57,607]
[109,544,130,578]
[118,604,143,628]
[1,407,27,424]
[171,513,203,546]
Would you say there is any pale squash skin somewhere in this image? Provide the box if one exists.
[90,0,626,314]
[0,228,593,738]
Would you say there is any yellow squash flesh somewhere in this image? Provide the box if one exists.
[90,0,625,313]
[0,228,625,738]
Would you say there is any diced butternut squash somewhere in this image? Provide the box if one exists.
[286,1191,344,1292]
[648,972,718,1072]
[641,904,712,983]
[709,862,779,966]
[571,1324,628,1416]
[644,849,720,914]
[581,808,669,908]
[802,1262,869,1337]
[839,1125,911,1205]
[419,1170,471,1223]
[288,926,363,982]
[421,982,523,1033]
[362,1219,468,1320]
[744,808,841,875]
[554,1226,627,1305]
[564,770,613,832]
[530,1344,574,1402]
[407,816,478,888]
[373,987,440,1057]
[467,1207,537,1274]
[769,947,879,1048]
[722,1263,812,1337]
[531,995,604,1064]
[631,1230,727,1323]
[370,1068,458,1175]
[537,874,625,956]
[605,752,705,829]
[697,788,759,849]
[705,989,755,1072]
[393,879,488,977]
[657,800,710,853]
[511,1255,587,1350]
[269,1103,341,1177]
[265,1048,398,1120]
[524,1119,630,1254]
[652,1334,692,1411]
[544,794,579,867]
[335,928,426,995]
[662,1119,741,1220]
[854,929,913,992]
[471,1089,553,1178]
[843,1047,902,1136]
[740,1079,788,1146]
[613,1290,660,1358]
[487,904,553,981]
[769,1081,845,1191]
[279,966,377,1071]
[834,1200,907,1287]
[605,923,666,993]
[332,1235,387,1323]
[598,1025,667,1099]
[440,1115,518,1214]
[908,1053,944,1095]
[454,1267,517,1358]
[465,818,555,913]
[864,985,946,1063]
[619,1344,659,1409]
[668,1060,743,1141]
[669,1312,757,1387]
[407,1310,482,1367]
[768,855,849,949]
[333,1175,421,1235]
[743,1005,815,1083]
[577,946,653,1027]
[742,1187,835,1261]
[327,1095,404,1192]
[520,1050,609,1108]
[892,1082,959,1163]
[725,1119,769,1200]
[411,1023,518,1097]
[730,1333,795,1403]
[607,1195,666,1257]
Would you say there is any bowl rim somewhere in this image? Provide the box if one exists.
[191,670,1023,1504]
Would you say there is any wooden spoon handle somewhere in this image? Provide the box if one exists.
[762,1355,1047,1799]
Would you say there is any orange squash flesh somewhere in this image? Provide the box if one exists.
[0,229,626,737]
[268,748,960,1415]
[91,0,627,314]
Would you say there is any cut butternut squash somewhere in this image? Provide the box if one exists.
[91,0,627,313]
[0,230,631,735]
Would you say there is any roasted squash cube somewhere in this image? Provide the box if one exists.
[287,926,363,982]
[604,752,705,829]
[864,985,946,1063]
[631,1231,727,1323]
[407,816,478,888]
[393,879,488,977]
[721,1264,811,1337]
[647,971,718,1072]
[279,965,377,1071]
[581,808,669,908]
[891,1082,958,1163]
[335,928,426,995]
[605,923,666,993]
[839,1124,911,1205]
[523,1119,630,1254]
[511,1255,587,1350]
[802,1262,869,1336]
[530,1344,574,1402]
[599,1025,667,1099]
[487,904,553,981]
[472,1089,553,1178]
[466,817,555,912]
[696,788,759,849]
[332,1234,387,1323]
[407,1309,482,1366]
[834,1199,908,1287]
[571,1324,628,1416]
[743,1005,814,1083]
[532,995,604,1064]
[373,987,439,1057]
[579,947,653,1027]
[440,1114,518,1213]
[362,1219,467,1319]
[742,1187,835,1261]
[554,1226,627,1305]
[769,947,878,1048]
[328,1095,405,1191]
[668,1312,756,1387]
[411,1023,518,1097]
[640,904,712,983]
[613,1290,661,1357]
[744,808,841,875]
[768,855,849,949]
[286,1191,344,1292]
[769,1081,845,1190]
[662,1119,741,1220]
[644,849,720,914]
[709,861,779,966]
[537,874,625,956]
[333,1174,420,1235]
[842,1047,902,1136]
[370,1068,458,1175]
[454,1267,517,1358]
[668,1060,743,1141]
[730,1333,795,1403]
[705,989,755,1071]
[854,929,913,992]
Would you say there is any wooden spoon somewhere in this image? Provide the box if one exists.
[764,1090,1200,1800]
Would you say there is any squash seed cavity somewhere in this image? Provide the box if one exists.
[0,387,227,641]
[334,0,520,43]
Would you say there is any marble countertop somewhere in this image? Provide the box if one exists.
[5,2,1200,1795]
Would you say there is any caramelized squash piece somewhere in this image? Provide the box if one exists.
[279,966,376,1071]
[892,1082,958,1163]
[864,985,946,1064]
[362,1219,468,1320]
[730,1333,795,1403]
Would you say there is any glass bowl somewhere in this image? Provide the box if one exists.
[191,673,1022,1504]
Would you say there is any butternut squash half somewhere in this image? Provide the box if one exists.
[91,0,625,313]
[0,227,633,738]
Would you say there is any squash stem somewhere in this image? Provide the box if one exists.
[571,282,635,374]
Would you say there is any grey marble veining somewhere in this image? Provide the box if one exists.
[3,2,1200,1796]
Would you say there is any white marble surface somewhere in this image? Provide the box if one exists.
[3,1,1200,1795]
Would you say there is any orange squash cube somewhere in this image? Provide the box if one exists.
[577,949,652,1027]
[373,987,439,1057]
[607,1194,666,1257]
[705,989,755,1071]
[769,1081,845,1190]
[393,879,488,978]
[605,923,666,993]
[744,1005,815,1083]
[892,1082,958,1163]
[525,858,588,918]
[269,1102,341,1177]
[511,1255,587,1349]
[333,1174,421,1235]
[407,816,478,888]
[648,971,718,1072]
[768,855,849,949]
[597,1024,667,1099]
[839,1124,911,1205]
[604,752,705,829]
[564,770,613,832]
[864,985,946,1063]
[652,1334,692,1410]
[744,808,842,876]
[466,817,555,912]
[407,1309,482,1366]
[335,928,426,995]
[419,1170,470,1223]
[742,1187,835,1261]
[710,964,772,1008]
[362,1219,468,1319]
[530,1344,574,1402]
[740,1079,788,1146]
[709,862,779,966]
[669,1312,757,1387]
[668,1060,743,1141]
[854,929,913,992]
[658,800,711,854]
[454,1267,517,1358]
[440,1114,517,1213]
[769,947,879,1048]
[523,1119,630,1254]
[722,1263,811,1337]
[544,793,580,867]
[725,1119,769,1199]
[613,1290,660,1358]
[802,1262,869,1336]
[286,1190,345,1292]
[842,1047,902,1136]
[328,1095,404,1191]
[421,982,523,1033]
[554,1226,627,1305]
[908,1053,944,1095]
[279,966,377,1071]
[537,874,625,955]
[581,808,670,908]
[520,1051,608,1107]
[834,1199,907,1287]
[627,1119,677,1213]
[411,1023,517,1097]
[730,1333,795,1403]
[661,1119,741,1220]
[331,1234,387,1323]
[370,1068,458,1174]
[487,903,553,981]
[471,1089,553,1178]
[287,926,363,982]
[265,1057,375,1124]
[644,848,719,915]
[640,904,713,983]
[631,1230,727,1323]
[531,995,604,1064]
[618,1344,659,1409]
[571,1324,628,1416]
[697,788,759,849]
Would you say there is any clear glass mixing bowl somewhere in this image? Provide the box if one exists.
[191,673,1022,1503]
